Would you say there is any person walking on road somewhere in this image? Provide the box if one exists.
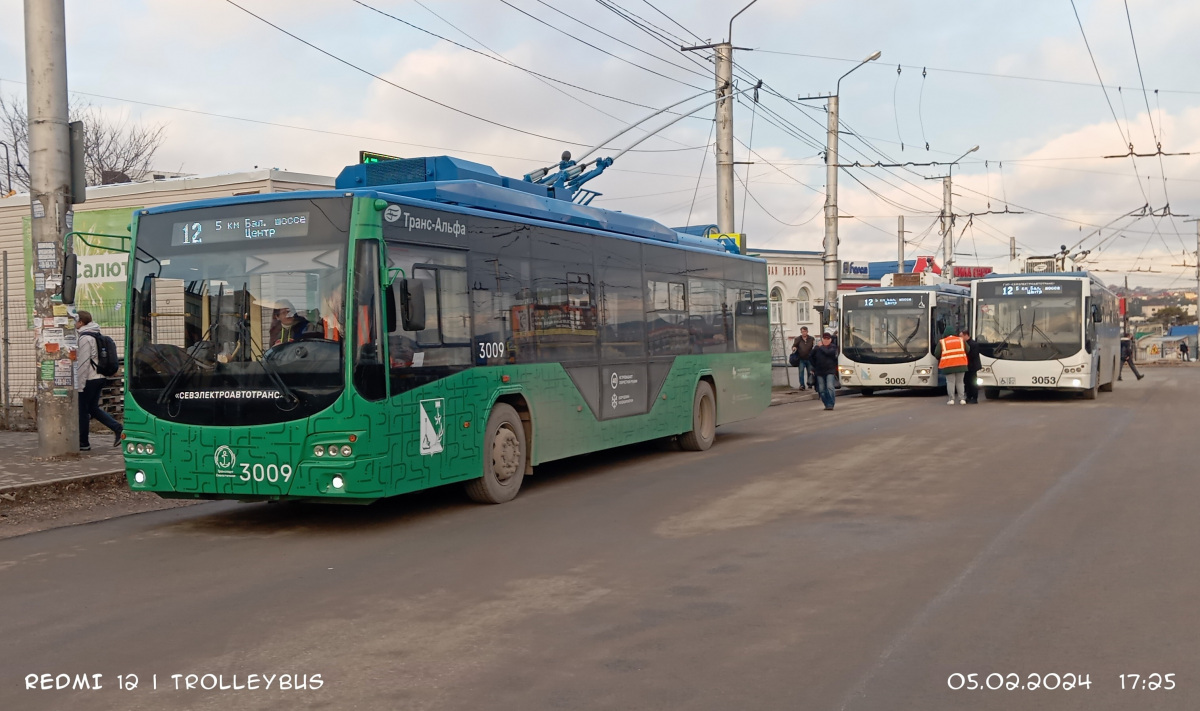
[791,326,815,390]
[934,324,969,405]
[75,311,122,451]
[961,326,982,404]
[810,330,840,411]
[1119,333,1144,381]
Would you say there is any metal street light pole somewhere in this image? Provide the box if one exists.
[799,50,880,328]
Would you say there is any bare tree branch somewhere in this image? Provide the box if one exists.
[0,93,166,192]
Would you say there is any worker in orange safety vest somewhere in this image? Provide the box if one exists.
[934,325,969,405]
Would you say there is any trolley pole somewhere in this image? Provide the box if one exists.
[897,215,906,275]
[24,0,78,456]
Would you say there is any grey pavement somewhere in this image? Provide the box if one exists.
[0,431,124,491]
[1,369,1188,710]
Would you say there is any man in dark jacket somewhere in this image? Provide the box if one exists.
[961,326,982,403]
[810,330,840,410]
[1119,333,1144,380]
[791,326,815,390]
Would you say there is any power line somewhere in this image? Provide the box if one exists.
[222,0,590,147]
[496,0,705,90]
[350,0,689,115]
[752,48,1200,96]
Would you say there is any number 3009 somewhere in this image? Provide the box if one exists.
[479,342,506,359]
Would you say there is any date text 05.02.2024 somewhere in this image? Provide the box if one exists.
[948,673,1089,691]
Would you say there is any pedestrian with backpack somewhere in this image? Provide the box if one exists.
[74,310,122,451]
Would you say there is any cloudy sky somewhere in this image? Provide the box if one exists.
[2,0,1198,288]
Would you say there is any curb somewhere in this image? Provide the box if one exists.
[0,469,126,499]
[770,388,852,407]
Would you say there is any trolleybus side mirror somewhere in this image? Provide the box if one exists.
[62,253,78,305]
[399,278,426,332]
[385,283,397,333]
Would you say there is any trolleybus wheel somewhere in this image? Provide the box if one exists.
[679,380,716,452]
[465,403,527,504]
[860,388,875,397]
[1082,379,1098,400]
[983,388,999,400]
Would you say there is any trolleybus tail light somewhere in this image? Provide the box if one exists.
[134,470,146,484]
[340,445,352,457]
[314,445,325,457]
[331,475,345,490]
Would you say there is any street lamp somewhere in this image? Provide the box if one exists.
[837,50,883,95]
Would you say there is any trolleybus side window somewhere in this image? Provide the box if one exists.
[386,244,472,394]
[596,238,646,361]
[352,240,386,401]
[468,230,530,366]
[687,251,728,354]
[645,244,690,357]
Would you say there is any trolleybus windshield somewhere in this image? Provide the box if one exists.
[975,280,1083,361]
[127,198,352,425]
[841,294,929,364]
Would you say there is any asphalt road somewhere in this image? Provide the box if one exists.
[2,369,1196,710]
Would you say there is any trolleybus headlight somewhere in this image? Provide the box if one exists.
[340,445,352,457]
[134,470,146,484]
[327,447,338,457]
[314,445,324,457]
[145,444,155,455]
[916,367,932,376]
[136,443,145,454]
[127,443,136,454]
[1071,378,1081,387]
[331,475,344,490]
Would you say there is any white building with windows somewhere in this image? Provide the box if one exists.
[752,248,823,385]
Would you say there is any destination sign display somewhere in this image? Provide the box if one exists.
[171,211,310,246]
[844,294,924,310]
[978,280,1081,298]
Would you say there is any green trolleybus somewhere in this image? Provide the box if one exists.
[113,157,771,504]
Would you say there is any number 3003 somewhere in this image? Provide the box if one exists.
[239,463,293,483]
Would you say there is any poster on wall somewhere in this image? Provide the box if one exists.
[23,206,142,328]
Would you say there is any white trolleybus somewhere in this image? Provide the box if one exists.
[837,273,970,395]
[972,266,1119,399]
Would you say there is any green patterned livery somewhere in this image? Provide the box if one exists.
[119,157,770,503]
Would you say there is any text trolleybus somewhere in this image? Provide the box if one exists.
[836,281,970,395]
[109,156,771,503]
[971,271,1119,399]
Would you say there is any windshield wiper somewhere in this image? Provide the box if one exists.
[232,283,300,409]
[1030,310,1063,359]
[882,323,913,357]
[157,283,224,405]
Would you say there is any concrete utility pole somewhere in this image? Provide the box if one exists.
[941,176,953,277]
[799,50,880,327]
[24,0,77,457]
[823,93,840,321]
[897,215,906,275]
[1010,235,1017,262]
[714,43,735,234]
[682,0,760,238]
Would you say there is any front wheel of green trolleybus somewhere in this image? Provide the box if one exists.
[465,402,528,504]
